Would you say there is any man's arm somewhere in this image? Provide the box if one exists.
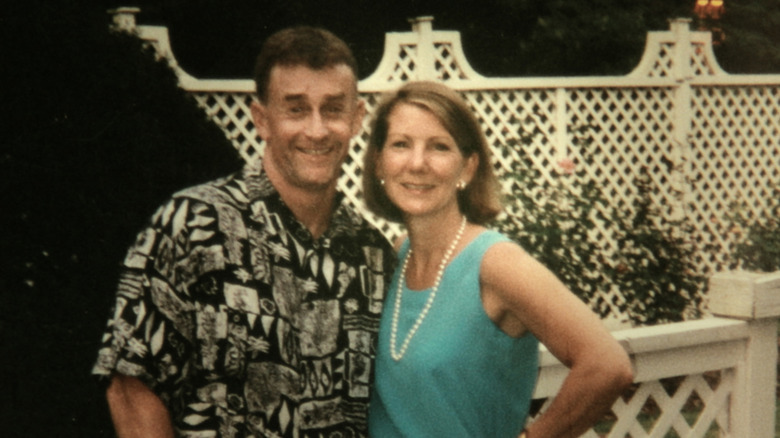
[106,374,175,438]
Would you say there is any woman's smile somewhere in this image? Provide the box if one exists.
[401,182,435,191]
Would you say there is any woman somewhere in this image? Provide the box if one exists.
[363,81,633,437]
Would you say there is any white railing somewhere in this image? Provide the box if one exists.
[535,270,780,437]
[109,9,780,436]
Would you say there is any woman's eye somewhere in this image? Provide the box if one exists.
[389,141,408,149]
[433,142,453,151]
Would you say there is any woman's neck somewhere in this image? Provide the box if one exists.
[403,212,469,290]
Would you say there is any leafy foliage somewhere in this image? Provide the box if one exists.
[726,181,780,272]
[493,126,611,308]
[493,126,705,325]
[607,171,706,324]
[1,2,241,435]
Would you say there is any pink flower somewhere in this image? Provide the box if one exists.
[557,158,576,175]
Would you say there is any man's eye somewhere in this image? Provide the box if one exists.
[324,105,345,114]
[287,106,308,116]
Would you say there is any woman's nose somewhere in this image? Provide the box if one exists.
[407,145,426,169]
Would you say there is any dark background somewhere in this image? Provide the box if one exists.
[2,0,778,436]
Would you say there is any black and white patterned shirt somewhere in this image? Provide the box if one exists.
[93,165,395,437]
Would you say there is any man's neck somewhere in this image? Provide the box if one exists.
[263,163,337,240]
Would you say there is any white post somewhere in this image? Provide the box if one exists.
[669,18,694,223]
[108,7,141,33]
[554,88,568,162]
[409,16,436,81]
[708,270,780,437]
[669,18,695,83]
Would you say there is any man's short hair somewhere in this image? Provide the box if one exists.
[253,26,359,103]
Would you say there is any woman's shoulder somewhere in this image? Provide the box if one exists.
[479,234,535,278]
[468,228,517,254]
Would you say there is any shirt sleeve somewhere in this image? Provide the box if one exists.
[92,197,196,398]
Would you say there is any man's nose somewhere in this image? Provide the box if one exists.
[305,111,328,139]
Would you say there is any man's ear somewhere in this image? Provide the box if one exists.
[251,100,268,140]
[350,99,366,138]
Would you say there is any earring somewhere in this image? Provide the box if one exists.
[457,180,466,190]
[380,179,386,186]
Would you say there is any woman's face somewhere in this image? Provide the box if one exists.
[377,103,477,220]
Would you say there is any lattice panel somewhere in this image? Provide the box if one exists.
[644,42,720,78]
[557,86,678,278]
[192,91,263,165]
[463,89,558,182]
[646,43,676,78]
[532,371,733,437]
[187,81,780,320]
[433,42,468,80]
[688,85,780,273]
[568,87,677,213]
[690,42,722,77]
[388,44,418,83]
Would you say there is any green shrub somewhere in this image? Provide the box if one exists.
[493,126,705,325]
[607,170,706,324]
[726,181,780,272]
[1,3,241,435]
[493,126,611,312]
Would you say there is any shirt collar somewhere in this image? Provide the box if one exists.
[240,163,361,242]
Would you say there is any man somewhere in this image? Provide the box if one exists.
[93,26,395,437]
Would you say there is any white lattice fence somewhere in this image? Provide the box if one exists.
[191,92,259,163]
[566,86,678,212]
[534,370,735,437]
[688,84,780,270]
[110,10,780,323]
[564,271,779,437]
[606,372,732,437]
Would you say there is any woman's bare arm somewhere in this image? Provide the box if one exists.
[481,242,634,438]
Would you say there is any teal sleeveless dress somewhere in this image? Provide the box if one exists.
[369,230,539,437]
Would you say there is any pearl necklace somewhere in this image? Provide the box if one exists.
[390,216,467,361]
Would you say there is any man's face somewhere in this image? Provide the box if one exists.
[252,64,364,193]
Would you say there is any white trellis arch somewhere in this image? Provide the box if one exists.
[109,8,780,437]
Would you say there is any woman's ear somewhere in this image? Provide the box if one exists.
[463,153,479,186]
[374,149,385,180]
